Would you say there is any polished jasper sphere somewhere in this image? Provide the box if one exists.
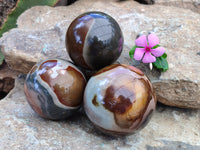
[66,11,124,70]
[24,59,86,120]
[84,64,156,135]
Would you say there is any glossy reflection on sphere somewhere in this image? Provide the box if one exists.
[84,64,156,135]
[66,11,124,70]
[24,59,86,120]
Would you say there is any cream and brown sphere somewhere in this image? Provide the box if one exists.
[24,58,86,120]
[84,64,156,135]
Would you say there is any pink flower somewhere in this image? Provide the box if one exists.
[134,34,165,63]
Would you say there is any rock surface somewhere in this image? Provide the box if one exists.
[0,0,200,108]
[155,0,200,13]
[136,0,200,12]
[0,76,199,149]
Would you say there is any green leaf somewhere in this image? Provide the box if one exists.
[129,45,137,59]
[0,50,5,65]
[152,44,160,49]
[0,0,60,37]
[153,56,169,72]
[162,53,167,59]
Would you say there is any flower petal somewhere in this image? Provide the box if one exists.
[148,34,159,47]
[134,48,146,61]
[151,47,165,57]
[135,35,147,47]
[142,52,156,63]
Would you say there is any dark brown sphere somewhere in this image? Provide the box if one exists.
[84,64,156,136]
[66,11,124,70]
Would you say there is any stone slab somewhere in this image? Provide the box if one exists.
[0,76,199,149]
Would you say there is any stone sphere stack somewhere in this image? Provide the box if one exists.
[24,11,156,136]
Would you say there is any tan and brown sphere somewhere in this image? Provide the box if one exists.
[84,64,156,136]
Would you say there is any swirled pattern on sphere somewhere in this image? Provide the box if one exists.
[24,59,86,120]
[84,64,156,135]
[66,11,124,70]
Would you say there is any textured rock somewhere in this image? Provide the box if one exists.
[155,0,200,14]
[0,62,19,99]
[0,62,19,79]
[0,0,200,108]
[0,76,199,149]
[0,77,14,93]
[136,0,200,10]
